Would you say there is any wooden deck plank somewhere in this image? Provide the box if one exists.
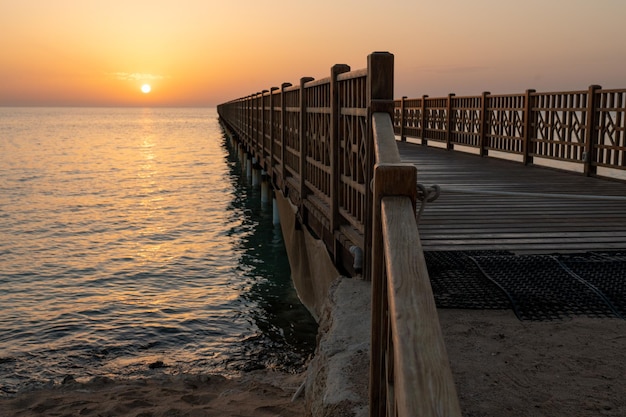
[397,142,626,254]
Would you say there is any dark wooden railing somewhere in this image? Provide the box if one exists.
[394,87,626,179]
[217,52,461,417]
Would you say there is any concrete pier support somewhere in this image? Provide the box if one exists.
[246,157,252,180]
[261,179,271,203]
[272,198,280,225]
[252,168,260,187]
[238,146,245,166]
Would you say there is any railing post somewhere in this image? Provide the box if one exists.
[446,93,455,150]
[421,95,429,146]
[400,96,407,142]
[269,87,279,179]
[522,89,536,165]
[261,90,269,168]
[584,85,602,176]
[480,91,490,156]
[365,52,395,283]
[366,52,394,417]
[330,64,351,257]
[369,162,417,417]
[246,95,254,149]
[254,92,261,155]
[280,83,292,193]
[299,77,314,207]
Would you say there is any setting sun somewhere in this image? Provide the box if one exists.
[141,84,151,94]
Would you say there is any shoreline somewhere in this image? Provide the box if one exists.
[0,369,306,417]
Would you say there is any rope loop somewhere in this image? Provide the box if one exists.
[416,184,440,221]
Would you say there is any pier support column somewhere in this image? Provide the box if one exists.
[272,197,280,225]
[239,146,245,166]
[261,174,271,203]
[246,156,252,180]
[252,160,260,186]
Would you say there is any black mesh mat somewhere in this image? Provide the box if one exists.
[558,251,626,318]
[424,251,512,310]
[425,251,626,321]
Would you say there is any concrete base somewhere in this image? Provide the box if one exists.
[273,190,370,416]
[304,277,371,417]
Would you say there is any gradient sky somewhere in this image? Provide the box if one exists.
[1,0,624,106]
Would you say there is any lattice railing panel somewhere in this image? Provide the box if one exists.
[338,73,368,234]
[424,98,448,143]
[304,81,332,209]
[531,91,588,162]
[404,98,423,138]
[486,95,525,154]
[450,96,482,147]
[595,89,626,170]
[305,110,332,204]
[271,92,282,170]
[283,88,301,179]
[339,113,367,233]
[263,94,272,159]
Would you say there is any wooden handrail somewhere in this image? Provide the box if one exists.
[381,196,461,417]
[369,111,461,417]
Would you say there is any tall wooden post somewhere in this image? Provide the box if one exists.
[330,64,351,259]
[480,91,491,156]
[366,52,394,417]
[299,77,314,206]
[400,96,407,142]
[446,93,455,150]
[522,89,536,165]
[421,95,429,146]
[280,83,292,193]
[261,90,269,168]
[269,87,279,179]
[584,85,602,176]
[365,52,394,283]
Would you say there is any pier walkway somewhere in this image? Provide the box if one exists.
[399,141,626,253]
[398,141,626,321]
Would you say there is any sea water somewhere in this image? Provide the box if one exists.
[0,107,317,395]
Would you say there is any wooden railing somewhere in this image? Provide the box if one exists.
[394,87,626,179]
[218,61,373,277]
[217,52,460,417]
[369,111,461,417]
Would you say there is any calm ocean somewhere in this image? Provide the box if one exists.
[0,107,317,395]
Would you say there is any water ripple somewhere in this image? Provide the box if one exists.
[0,107,317,395]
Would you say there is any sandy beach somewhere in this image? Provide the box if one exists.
[440,309,626,417]
[0,370,306,417]
[2,309,625,417]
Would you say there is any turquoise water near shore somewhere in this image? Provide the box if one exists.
[0,107,317,395]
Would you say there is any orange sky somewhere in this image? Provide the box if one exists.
[1,0,624,107]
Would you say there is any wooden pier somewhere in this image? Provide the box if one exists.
[218,52,626,417]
